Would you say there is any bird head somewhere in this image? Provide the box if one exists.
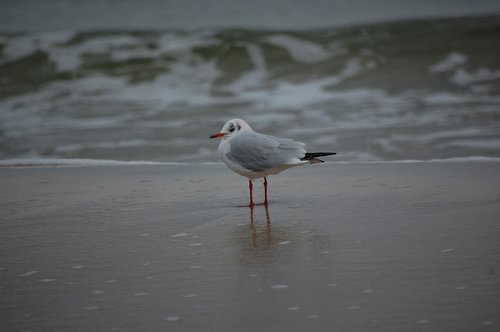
[209,118,251,139]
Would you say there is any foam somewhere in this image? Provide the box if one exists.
[437,139,500,150]
[358,156,500,164]
[1,31,75,65]
[422,92,500,105]
[226,42,268,92]
[2,157,499,168]
[53,139,178,154]
[156,31,218,54]
[429,52,468,73]
[429,53,500,87]
[0,158,177,167]
[451,68,500,86]
[264,34,333,64]
[389,128,497,143]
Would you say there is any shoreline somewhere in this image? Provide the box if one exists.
[1,156,500,168]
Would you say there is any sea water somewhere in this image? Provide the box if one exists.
[1,2,499,162]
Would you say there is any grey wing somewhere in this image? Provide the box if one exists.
[227,132,306,172]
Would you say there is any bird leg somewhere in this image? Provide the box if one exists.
[263,177,268,206]
[248,179,254,207]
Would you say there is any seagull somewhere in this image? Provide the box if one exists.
[209,118,336,206]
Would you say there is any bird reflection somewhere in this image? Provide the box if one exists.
[248,204,272,247]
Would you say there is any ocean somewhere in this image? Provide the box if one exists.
[1,1,500,162]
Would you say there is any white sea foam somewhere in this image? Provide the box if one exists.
[271,284,288,289]
[170,232,190,238]
[164,316,181,322]
[1,31,75,65]
[2,156,500,168]
[451,68,500,86]
[54,140,167,154]
[405,157,500,163]
[481,320,495,326]
[2,31,218,74]
[156,31,218,54]
[390,128,493,143]
[421,92,500,105]
[335,156,500,163]
[430,52,468,73]
[56,35,143,71]
[0,158,174,167]
[223,58,377,112]
[422,92,467,105]
[430,53,500,88]
[84,306,100,311]
[437,139,500,150]
[264,34,333,64]
[112,60,221,107]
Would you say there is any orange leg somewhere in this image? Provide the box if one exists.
[263,177,268,205]
[248,179,254,207]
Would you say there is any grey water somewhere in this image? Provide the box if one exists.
[1,1,500,162]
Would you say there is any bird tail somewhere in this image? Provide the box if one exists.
[301,152,336,163]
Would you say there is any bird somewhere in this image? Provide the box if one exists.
[209,118,336,207]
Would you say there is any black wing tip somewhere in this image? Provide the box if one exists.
[302,152,337,161]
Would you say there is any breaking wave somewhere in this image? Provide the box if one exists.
[1,15,500,162]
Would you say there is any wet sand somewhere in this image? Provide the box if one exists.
[1,162,499,332]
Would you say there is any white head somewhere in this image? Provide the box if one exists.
[209,118,252,140]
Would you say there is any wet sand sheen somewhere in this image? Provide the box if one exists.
[1,162,499,331]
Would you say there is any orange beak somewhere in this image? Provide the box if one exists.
[209,132,225,139]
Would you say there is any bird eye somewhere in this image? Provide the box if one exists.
[229,127,235,133]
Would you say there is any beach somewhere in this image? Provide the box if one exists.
[1,161,499,331]
[2,1,500,331]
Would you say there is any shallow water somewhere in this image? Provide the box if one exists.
[1,15,500,162]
